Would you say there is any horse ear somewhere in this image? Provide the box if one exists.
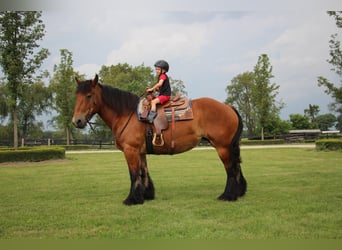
[92,74,99,87]
[75,77,81,84]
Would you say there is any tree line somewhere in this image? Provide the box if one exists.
[0,11,341,148]
[225,11,342,139]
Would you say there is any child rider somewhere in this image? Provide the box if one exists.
[146,60,171,123]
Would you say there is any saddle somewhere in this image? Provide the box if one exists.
[138,94,193,147]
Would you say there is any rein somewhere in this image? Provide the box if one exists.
[86,90,146,140]
[116,91,147,139]
[86,110,136,140]
[116,110,135,139]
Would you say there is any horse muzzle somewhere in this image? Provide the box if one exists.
[72,115,87,129]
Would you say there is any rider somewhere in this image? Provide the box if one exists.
[146,60,171,123]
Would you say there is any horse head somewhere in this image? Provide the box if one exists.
[72,74,101,128]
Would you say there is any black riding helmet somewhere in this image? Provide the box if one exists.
[154,60,169,72]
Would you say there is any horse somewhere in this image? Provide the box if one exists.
[72,74,247,205]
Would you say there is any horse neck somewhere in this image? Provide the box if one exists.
[97,103,130,135]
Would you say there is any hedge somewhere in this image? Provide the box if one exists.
[0,146,65,163]
[315,139,342,151]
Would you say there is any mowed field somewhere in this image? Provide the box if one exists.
[0,147,341,239]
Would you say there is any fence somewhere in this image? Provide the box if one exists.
[0,138,115,149]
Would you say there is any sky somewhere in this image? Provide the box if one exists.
[3,0,342,123]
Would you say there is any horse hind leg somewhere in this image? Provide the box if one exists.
[217,145,247,201]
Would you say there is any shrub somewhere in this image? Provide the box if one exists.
[315,139,342,151]
[0,146,65,163]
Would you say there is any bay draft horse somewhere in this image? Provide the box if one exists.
[72,75,247,205]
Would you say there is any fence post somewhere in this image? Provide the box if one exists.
[21,138,24,147]
[48,138,51,146]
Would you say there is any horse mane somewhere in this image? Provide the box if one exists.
[76,80,140,115]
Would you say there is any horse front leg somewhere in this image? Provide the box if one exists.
[140,153,155,200]
[123,149,145,205]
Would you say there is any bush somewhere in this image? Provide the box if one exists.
[0,146,65,163]
[315,139,342,151]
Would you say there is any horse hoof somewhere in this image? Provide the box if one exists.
[123,198,144,206]
[217,194,238,201]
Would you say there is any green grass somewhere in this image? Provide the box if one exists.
[0,148,341,239]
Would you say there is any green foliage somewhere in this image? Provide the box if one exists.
[289,113,311,129]
[225,54,283,139]
[49,49,82,145]
[99,63,154,95]
[0,146,65,163]
[0,11,49,148]
[315,139,342,151]
[18,81,52,138]
[318,11,342,130]
[253,54,283,139]
[0,148,341,238]
[316,113,337,130]
[225,71,256,137]
[304,104,320,128]
[0,84,9,117]
[169,77,188,96]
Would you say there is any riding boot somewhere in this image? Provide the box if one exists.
[147,110,157,123]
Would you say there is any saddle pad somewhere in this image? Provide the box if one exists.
[164,106,193,122]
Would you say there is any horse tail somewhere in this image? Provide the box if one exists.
[230,106,243,165]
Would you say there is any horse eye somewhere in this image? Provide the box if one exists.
[86,94,92,99]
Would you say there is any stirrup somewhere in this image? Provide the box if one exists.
[152,133,164,147]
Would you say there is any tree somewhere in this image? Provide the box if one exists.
[18,81,52,139]
[316,113,336,131]
[253,54,283,139]
[0,83,9,119]
[169,77,188,96]
[264,116,292,136]
[225,71,256,137]
[0,11,49,148]
[318,11,342,131]
[225,55,283,139]
[289,114,311,129]
[99,63,154,95]
[49,49,81,145]
[304,104,320,128]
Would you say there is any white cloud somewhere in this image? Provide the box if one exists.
[105,20,211,66]
[75,64,101,78]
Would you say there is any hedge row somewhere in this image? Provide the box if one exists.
[315,139,342,151]
[0,146,65,163]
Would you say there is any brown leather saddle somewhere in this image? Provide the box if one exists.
[138,94,193,147]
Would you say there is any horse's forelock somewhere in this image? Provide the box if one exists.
[76,80,93,94]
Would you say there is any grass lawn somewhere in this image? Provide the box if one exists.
[0,148,341,239]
